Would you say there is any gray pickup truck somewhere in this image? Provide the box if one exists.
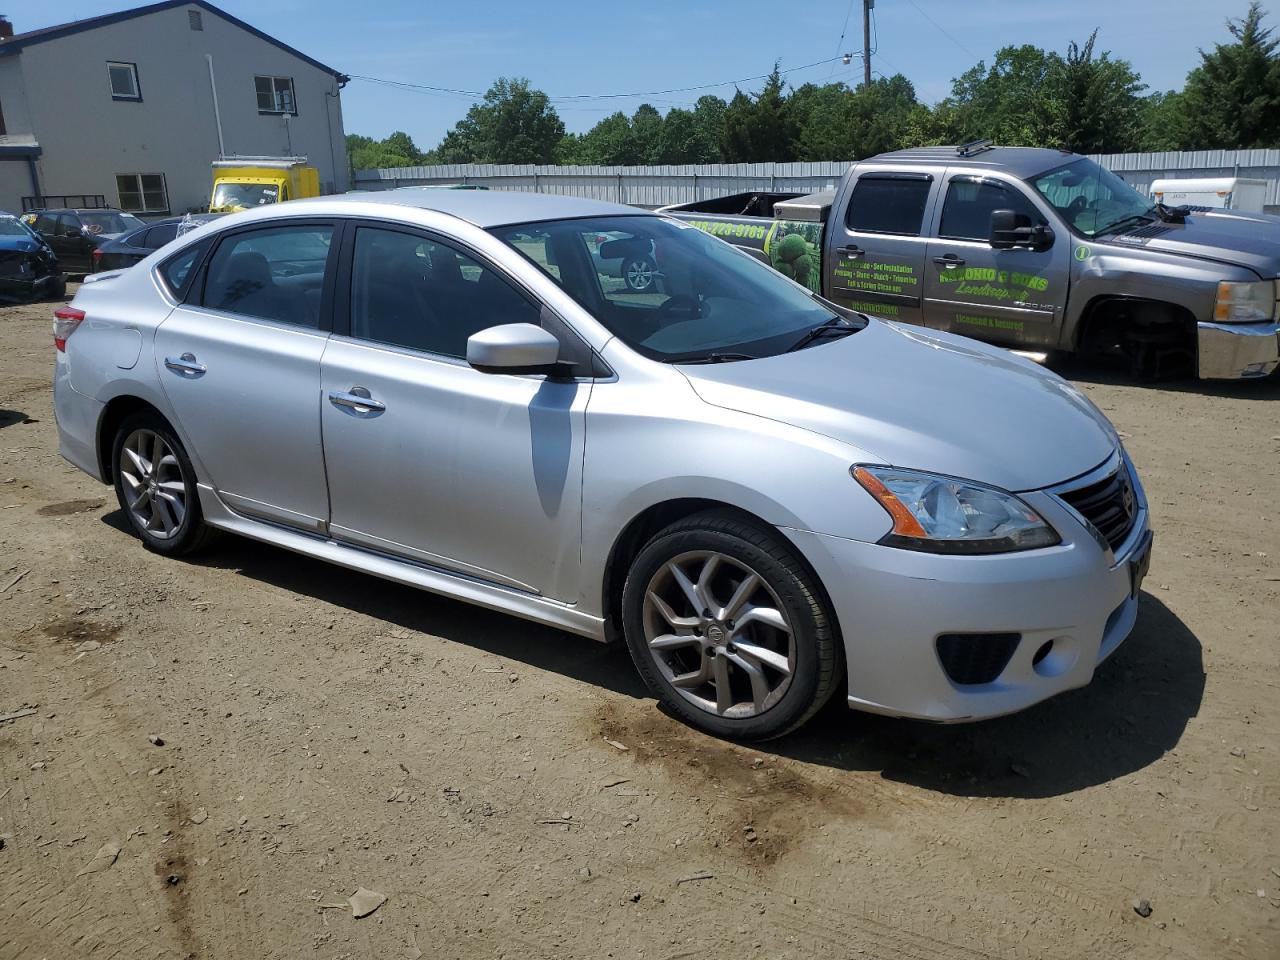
[661,142,1280,379]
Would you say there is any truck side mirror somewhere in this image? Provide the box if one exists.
[989,209,1054,251]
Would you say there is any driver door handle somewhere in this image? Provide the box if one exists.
[932,254,966,267]
[836,244,864,259]
[328,387,385,413]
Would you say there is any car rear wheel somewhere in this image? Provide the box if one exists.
[111,412,215,556]
[621,511,841,740]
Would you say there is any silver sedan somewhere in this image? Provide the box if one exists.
[52,190,1152,740]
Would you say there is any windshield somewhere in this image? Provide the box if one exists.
[491,215,839,362]
[1029,158,1154,238]
[0,217,34,238]
[212,183,280,210]
[79,212,144,235]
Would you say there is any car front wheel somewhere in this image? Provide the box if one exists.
[621,511,841,740]
[111,412,214,556]
[622,256,656,292]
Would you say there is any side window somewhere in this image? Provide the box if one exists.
[202,224,334,328]
[59,214,82,237]
[939,178,1043,241]
[158,237,213,300]
[846,175,932,236]
[349,226,541,359]
[145,222,178,249]
[35,214,56,235]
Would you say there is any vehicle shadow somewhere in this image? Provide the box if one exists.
[1051,354,1280,399]
[773,592,1205,799]
[100,512,1203,798]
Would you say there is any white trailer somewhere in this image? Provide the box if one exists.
[1149,177,1268,212]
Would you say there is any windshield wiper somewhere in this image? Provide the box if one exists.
[1098,212,1155,236]
[676,352,757,365]
[785,316,858,353]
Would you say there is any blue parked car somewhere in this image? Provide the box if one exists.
[0,211,65,303]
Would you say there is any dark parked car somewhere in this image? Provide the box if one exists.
[0,212,64,303]
[91,214,223,273]
[25,208,146,274]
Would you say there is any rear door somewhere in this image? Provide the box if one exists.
[154,219,338,531]
[923,173,1069,348]
[824,167,940,325]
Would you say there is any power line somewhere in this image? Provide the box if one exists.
[901,0,977,60]
[826,0,858,80]
[349,54,853,106]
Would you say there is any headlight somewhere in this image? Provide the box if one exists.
[852,466,1061,554]
[1213,280,1274,323]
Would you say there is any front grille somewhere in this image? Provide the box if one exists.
[1058,467,1137,552]
[936,633,1021,685]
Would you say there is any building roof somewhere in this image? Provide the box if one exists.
[869,146,1080,179]
[295,189,644,228]
[0,1,347,80]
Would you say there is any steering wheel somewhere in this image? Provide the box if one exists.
[1066,196,1089,217]
[655,294,700,321]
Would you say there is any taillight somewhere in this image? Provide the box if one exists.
[53,306,85,352]
[91,247,103,272]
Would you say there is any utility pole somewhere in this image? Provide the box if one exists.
[862,0,873,88]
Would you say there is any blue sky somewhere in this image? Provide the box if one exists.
[35,0,1274,147]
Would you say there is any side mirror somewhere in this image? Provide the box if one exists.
[467,323,563,376]
[989,209,1054,251]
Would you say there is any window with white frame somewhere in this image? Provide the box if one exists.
[116,173,169,214]
[254,75,296,115]
[107,61,141,100]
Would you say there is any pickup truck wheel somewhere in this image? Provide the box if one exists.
[623,256,656,292]
[621,512,841,741]
[111,412,215,556]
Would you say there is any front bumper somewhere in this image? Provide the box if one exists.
[1196,319,1280,379]
[784,456,1152,722]
[0,270,62,303]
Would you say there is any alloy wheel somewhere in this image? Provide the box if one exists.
[641,550,796,718]
[624,258,654,291]
[118,428,188,540]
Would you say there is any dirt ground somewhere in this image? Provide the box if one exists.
[0,289,1276,960]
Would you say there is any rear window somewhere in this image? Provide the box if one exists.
[846,175,932,236]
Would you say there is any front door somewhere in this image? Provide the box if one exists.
[154,220,338,531]
[54,214,93,271]
[923,174,1070,348]
[823,169,940,325]
[319,223,589,600]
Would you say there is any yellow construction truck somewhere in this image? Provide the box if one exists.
[208,156,320,212]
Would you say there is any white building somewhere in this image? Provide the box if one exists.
[0,0,348,217]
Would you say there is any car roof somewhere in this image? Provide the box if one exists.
[298,189,644,228]
[868,146,1079,179]
[33,208,132,215]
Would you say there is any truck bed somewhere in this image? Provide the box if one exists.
[662,192,806,219]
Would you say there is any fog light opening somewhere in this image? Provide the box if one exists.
[1032,640,1054,667]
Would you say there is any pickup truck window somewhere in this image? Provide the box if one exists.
[493,215,839,363]
[846,174,932,236]
[1029,157,1154,238]
[939,178,1042,241]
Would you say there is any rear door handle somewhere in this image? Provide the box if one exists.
[328,387,385,413]
[836,244,864,259]
[932,254,966,267]
[164,352,206,375]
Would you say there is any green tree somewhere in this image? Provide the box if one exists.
[573,111,642,164]
[430,78,566,164]
[793,76,919,159]
[937,45,1059,146]
[1050,30,1146,153]
[346,131,427,170]
[1179,2,1280,148]
[720,66,798,162]
[1138,90,1189,151]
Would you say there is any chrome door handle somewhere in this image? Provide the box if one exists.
[836,244,864,259]
[932,254,966,267]
[164,352,206,375]
[328,387,385,413]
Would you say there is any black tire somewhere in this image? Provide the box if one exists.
[46,276,68,301]
[621,511,841,741]
[111,411,216,556]
[622,255,656,292]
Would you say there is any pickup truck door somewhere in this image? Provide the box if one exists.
[923,173,1069,348]
[823,169,940,325]
[318,222,589,601]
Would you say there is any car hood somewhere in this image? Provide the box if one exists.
[0,236,43,254]
[1109,209,1280,276]
[680,320,1118,492]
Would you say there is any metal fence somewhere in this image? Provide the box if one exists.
[352,150,1280,210]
